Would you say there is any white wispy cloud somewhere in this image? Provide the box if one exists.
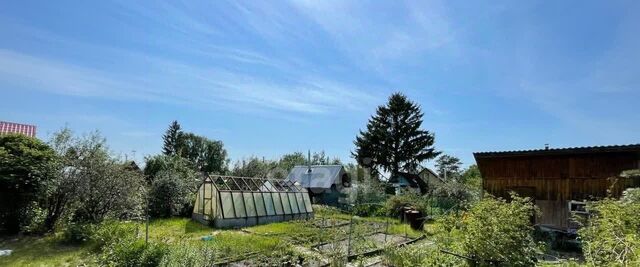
[288,0,455,72]
[0,47,377,116]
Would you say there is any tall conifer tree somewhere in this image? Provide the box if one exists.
[162,120,182,156]
[353,93,439,179]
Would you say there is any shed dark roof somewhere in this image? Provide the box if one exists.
[474,144,640,158]
[286,165,345,189]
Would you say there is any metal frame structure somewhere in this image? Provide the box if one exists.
[193,175,313,228]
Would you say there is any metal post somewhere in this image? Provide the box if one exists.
[384,218,389,243]
[347,216,354,257]
[404,212,407,239]
[145,198,149,245]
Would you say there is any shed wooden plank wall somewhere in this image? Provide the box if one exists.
[476,150,640,229]
[477,152,639,201]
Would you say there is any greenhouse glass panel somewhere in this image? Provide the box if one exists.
[280,192,292,214]
[221,192,235,218]
[253,193,267,217]
[243,192,256,217]
[295,193,306,213]
[204,199,212,217]
[232,193,247,218]
[194,186,204,214]
[272,193,284,215]
[263,192,275,216]
[289,193,300,214]
[204,183,212,198]
[303,193,313,213]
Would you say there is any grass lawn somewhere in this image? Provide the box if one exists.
[0,235,93,266]
[0,211,427,266]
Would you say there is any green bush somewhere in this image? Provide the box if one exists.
[384,193,428,217]
[159,242,217,267]
[579,188,640,266]
[149,171,195,218]
[460,194,540,266]
[383,243,463,266]
[59,222,95,244]
[92,220,138,251]
[352,203,385,217]
[100,239,168,267]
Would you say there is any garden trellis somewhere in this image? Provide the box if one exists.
[192,175,313,228]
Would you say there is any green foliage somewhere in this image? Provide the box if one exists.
[461,164,481,188]
[277,152,307,175]
[352,204,386,217]
[384,193,430,217]
[71,159,146,223]
[144,155,200,218]
[162,120,181,156]
[431,179,477,209]
[352,92,440,178]
[383,243,463,267]
[92,220,139,251]
[230,156,277,178]
[59,222,95,245]
[579,188,640,266]
[159,121,228,174]
[0,134,56,234]
[349,175,388,216]
[435,154,463,180]
[159,242,217,266]
[148,172,195,218]
[461,194,540,266]
[43,129,147,228]
[100,239,168,267]
[175,132,228,174]
[143,154,198,184]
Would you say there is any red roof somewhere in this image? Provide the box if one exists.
[0,121,37,137]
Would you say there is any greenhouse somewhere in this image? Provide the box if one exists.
[192,175,314,228]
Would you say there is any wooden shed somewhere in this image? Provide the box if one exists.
[474,144,640,230]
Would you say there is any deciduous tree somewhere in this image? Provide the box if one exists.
[0,134,56,233]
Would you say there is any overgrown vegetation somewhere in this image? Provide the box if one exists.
[579,188,640,266]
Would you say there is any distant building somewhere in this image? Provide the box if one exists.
[474,144,640,231]
[0,121,37,137]
[389,168,443,195]
[286,165,351,206]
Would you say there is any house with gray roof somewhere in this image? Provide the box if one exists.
[286,165,351,206]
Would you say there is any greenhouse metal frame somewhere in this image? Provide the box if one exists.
[192,175,314,228]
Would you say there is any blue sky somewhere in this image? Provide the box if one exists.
[1,0,639,168]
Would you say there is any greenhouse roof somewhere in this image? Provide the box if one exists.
[207,175,306,193]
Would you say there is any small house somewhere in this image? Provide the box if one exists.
[474,144,640,231]
[286,165,351,206]
[389,168,442,195]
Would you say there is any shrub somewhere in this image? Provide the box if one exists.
[383,243,463,266]
[159,242,217,267]
[100,239,168,267]
[0,134,56,234]
[579,188,640,266]
[148,173,192,218]
[352,203,386,217]
[460,194,540,266]
[59,222,95,244]
[384,193,428,217]
[313,205,344,216]
[92,220,138,251]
